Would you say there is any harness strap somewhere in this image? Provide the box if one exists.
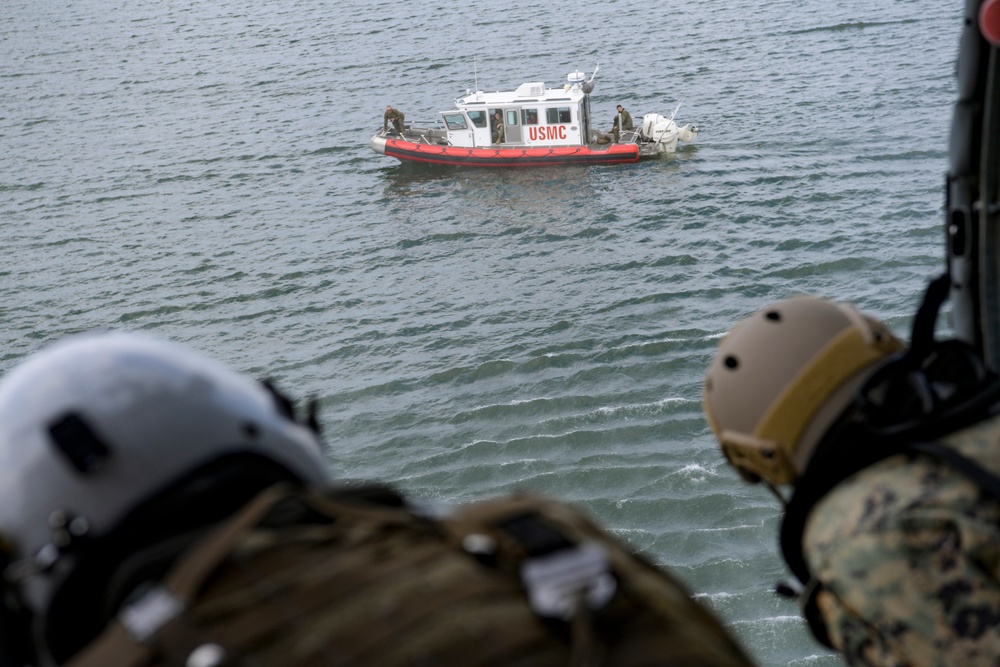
[69,489,599,667]
[152,488,446,665]
[167,486,293,600]
[67,486,756,667]
[907,440,1000,500]
[67,485,297,667]
[909,273,951,359]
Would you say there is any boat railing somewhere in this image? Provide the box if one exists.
[619,129,641,144]
[378,126,451,146]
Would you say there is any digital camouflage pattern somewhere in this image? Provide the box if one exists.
[69,485,757,667]
[803,415,1000,666]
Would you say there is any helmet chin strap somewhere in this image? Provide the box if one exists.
[0,533,40,666]
[4,510,93,592]
[762,478,790,511]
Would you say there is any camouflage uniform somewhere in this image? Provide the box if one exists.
[384,107,405,134]
[611,108,634,142]
[69,485,757,667]
[803,414,1000,666]
[492,113,505,144]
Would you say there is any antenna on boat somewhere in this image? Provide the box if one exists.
[668,102,682,122]
[587,62,600,84]
[582,61,599,93]
[474,55,479,92]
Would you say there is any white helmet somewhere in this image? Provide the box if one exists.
[0,331,331,657]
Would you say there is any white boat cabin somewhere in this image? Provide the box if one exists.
[441,72,595,148]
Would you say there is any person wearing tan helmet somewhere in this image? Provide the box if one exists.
[704,292,1000,666]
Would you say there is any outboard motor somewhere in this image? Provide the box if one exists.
[638,113,698,154]
[677,124,698,143]
[640,113,679,144]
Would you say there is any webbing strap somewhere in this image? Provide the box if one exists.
[907,440,1000,500]
[165,485,294,600]
[67,485,295,667]
[64,621,148,667]
[68,486,451,667]
[67,489,756,667]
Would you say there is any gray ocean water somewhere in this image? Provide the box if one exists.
[2,0,965,664]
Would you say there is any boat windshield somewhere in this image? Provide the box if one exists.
[467,111,487,128]
[444,114,468,130]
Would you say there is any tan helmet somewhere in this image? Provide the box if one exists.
[703,296,904,485]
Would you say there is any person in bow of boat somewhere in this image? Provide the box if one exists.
[383,105,405,135]
[611,104,633,142]
[491,110,504,144]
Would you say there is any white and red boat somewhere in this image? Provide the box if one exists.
[370,67,697,168]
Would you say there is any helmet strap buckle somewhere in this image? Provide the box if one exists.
[719,430,796,486]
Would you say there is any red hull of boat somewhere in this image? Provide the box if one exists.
[382,138,639,167]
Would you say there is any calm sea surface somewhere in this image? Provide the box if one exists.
[2,0,965,664]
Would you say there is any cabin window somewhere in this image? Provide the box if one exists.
[546,107,572,123]
[444,114,468,130]
[521,108,539,125]
[467,111,487,128]
[506,110,519,126]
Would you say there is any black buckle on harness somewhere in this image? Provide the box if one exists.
[801,578,835,649]
[521,542,616,620]
[495,513,617,620]
[774,578,834,649]
[496,512,574,556]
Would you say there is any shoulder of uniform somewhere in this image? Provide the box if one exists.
[804,454,944,544]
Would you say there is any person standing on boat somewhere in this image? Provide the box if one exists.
[383,105,405,135]
[491,110,505,144]
[611,104,634,142]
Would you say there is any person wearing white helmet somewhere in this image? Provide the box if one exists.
[0,331,758,667]
[0,331,331,665]
[704,286,1000,666]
